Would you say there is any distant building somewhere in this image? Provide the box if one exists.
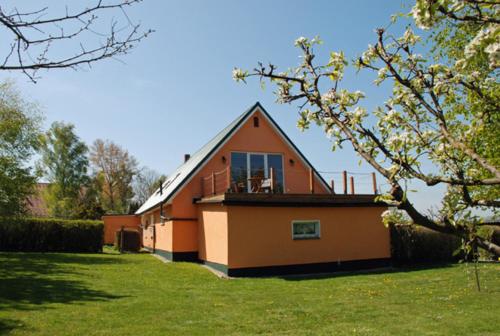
[26,183,50,217]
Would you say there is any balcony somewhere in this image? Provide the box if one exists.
[200,166,380,199]
[201,166,282,198]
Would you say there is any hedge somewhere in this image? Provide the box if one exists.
[390,224,462,264]
[0,217,103,252]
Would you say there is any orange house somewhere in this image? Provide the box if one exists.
[135,102,390,276]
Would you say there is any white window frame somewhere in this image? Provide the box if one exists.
[291,220,321,240]
[231,151,285,193]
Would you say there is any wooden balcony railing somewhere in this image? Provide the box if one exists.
[201,167,231,198]
[201,167,380,198]
[200,167,278,198]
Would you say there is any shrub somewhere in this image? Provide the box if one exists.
[390,224,462,264]
[478,225,500,260]
[0,217,103,252]
[114,229,140,252]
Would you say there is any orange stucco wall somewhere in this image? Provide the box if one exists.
[172,220,198,252]
[141,206,173,251]
[197,203,228,265]
[102,215,141,244]
[140,205,197,253]
[226,206,390,269]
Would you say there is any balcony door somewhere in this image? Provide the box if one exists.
[230,152,284,193]
[249,154,266,192]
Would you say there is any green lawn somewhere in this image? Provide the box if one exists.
[0,250,499,336]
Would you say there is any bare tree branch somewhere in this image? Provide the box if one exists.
[0,1,153,82]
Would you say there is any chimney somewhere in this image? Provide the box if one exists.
[184,154,191,162]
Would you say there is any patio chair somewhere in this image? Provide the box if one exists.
[231,181,246,193]
[248,176,273,193]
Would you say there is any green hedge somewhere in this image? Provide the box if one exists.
[0,217,103,252]
[390,224,462,264]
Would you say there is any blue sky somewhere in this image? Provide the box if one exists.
[3,0,444,212]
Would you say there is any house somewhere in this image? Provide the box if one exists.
[133,102,390,276]
[26,183,50,217]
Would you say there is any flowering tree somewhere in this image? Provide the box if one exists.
[234,0,500,257]
[0,1,152,82]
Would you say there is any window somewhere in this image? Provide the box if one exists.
[230,152,248,192]
[253,116,259,127]
[230,152,284,192]
[268,154,284,193]
[292,220,320,239]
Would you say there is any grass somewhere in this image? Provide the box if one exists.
[0,249,499,336]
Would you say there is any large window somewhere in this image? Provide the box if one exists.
[267,154,284,193]
[230,152,248,192]
[292,220,320,239]
[230,152,284,193]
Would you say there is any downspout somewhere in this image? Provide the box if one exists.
[154,180,165,254]
[152,225,156,254]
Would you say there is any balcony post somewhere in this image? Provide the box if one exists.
[343,170,347,194]
[211,172,215,195]
[226,167,231,193]
[350,176,355,195]
[372,172,377,194]
[309,168,314,194]
[201,177,204,198]
[331,179,335,194]
[270,167,274,193]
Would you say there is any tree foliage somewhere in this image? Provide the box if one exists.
[90,139,138,214]
[0,81,41,216]
[39,121,89,218]
[133,167,166,206]
[234,0,500,257]
[72,178,106,220]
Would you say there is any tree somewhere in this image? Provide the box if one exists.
[0,1,152,82]
[89,139,138,214]
[133,167,166,205]
[0,81,41,215]
[73,178,106,220]
[39,121,89,218]
[233,0,500,257]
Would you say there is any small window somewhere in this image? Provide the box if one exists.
[253,116,259,127]
[292,220,320,239]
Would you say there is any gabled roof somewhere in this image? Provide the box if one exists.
[135,102,330,215]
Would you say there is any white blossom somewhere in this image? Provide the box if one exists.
[401,27,421,45]
[232,68,247,82]
[294,36,307,46]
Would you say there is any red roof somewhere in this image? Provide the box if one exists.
[26,183,50,217]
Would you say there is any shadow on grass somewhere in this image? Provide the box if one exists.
[280,263,455,281]
[0,318,22,335]
[0,252,129,275]
[0,252,128,333]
